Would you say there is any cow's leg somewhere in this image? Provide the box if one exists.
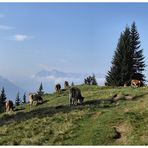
[69,96,72,106]
[6,107,8,112]
[8,106,10,112]
[79,98,83,105]
[73,98,77,106]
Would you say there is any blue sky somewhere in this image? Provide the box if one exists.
[0,3,148,81]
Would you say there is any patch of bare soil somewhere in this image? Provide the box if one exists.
[114,122,131,145]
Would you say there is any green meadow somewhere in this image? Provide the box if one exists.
[0,85,148,145]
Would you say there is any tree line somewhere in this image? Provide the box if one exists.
[0,82,44,112]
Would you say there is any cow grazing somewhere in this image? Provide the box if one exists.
[69,87,84,106]
[29,93,43,106]
[64,81,69,89]
[5,100,14,112]
[131,79,141,87]
[55,84,61,93]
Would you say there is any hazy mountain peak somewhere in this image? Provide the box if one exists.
[0,75,26,102]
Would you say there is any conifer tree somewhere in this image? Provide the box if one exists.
[15,92,21,106]
[92,74,98,85]
[71,82,75,86]
[105,22,145,86]
[23,93,26,104]
[37,82,44,96]
[0,87,7,106]
[84,74,98,85]
[130,22,145,81]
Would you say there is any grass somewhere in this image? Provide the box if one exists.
[0,84,148,145]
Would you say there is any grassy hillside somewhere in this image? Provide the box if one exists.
[0,85,148,145]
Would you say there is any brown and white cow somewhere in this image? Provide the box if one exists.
[131,79,141,87]
[5,100,14,112]
[55,84,61,93]
[29,93,43,106]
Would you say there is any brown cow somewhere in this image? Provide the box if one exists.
[55,84,61,92]
[64,81,69,89]
[131,79,141,87]
[69,87,84,106]
[5,100,14,112]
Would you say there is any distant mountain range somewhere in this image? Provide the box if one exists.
[0,76,26,103]
[33,69,105,91]
[0,69,105,102]
[34,69,87,78]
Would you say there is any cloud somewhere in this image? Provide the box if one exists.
[10,34,33,42]
[0,25,14,30]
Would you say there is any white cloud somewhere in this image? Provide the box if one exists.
[11,34,33,42]
[0,25,14,30]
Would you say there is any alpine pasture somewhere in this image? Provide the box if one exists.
[0,85,148,145]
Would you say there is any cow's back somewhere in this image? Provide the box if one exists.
[131,79,141,86]
[69,87,80,98]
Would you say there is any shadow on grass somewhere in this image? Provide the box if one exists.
[132,92,148,101]
[1,92,148,126]
[0,98,114,126]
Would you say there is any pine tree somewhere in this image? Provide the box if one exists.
[130,22,145,81]
[105,22,145,86]
[71,82,75,86]
[91,74,98,85]
[37,82,44,96]
[23,93,26,104]
[15,92,21,106]
[84,74,98,85]
[0,87,7,106]
[105,32,126,86]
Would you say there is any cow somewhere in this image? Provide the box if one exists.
[64,81,69,89]
[5,100,14,112]
[55,84,61,93]
[69,87,84,106]
[131,79,141,87]
[29,93,43,106]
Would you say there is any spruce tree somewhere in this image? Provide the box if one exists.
[105,22,145,86]
[92,74,98,85]
[15,92,21,106]
[71,82,75,86]
[105,28,131,86]
[84,74,98,85]
[130,22,145,81]
[37,82,44,96]
[0,87,7,106]
[23,93,26,104]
